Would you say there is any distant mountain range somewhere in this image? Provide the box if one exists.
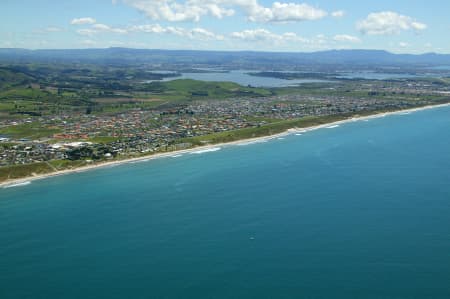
[1,48,450,67]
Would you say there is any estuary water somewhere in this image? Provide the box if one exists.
[1,107,450,298]
[152,70,330,87]
[152,69,442,86]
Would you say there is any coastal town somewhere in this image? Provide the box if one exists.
[1,75,449,169]
[1,48,450,182]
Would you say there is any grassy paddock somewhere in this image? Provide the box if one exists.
[0,160,87,182]
[0,123,61,139]
[0,162,54,181]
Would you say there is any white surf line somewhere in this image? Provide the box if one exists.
[236,140,268,146]
[191,147,222,154]
[325,125,340,129]
[2,181,31,188]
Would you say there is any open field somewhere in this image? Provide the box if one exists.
[0,122,61,139]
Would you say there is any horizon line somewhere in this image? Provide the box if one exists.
[0,47,446,56]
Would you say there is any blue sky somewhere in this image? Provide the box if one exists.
[1,0,448,53]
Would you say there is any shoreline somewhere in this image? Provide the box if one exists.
[2,103,450,188]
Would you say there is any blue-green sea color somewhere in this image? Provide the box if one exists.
[1,107,450,299]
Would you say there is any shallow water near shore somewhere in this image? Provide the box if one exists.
[1,106,450,298]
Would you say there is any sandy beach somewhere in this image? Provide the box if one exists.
[2,103,450,188]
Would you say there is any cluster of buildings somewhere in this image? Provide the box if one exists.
[0,142,95,166]
[1,81,448,166]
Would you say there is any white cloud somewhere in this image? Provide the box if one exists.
[129,24,166,34]
[93,24,128,34]
[77,24,128,35]
[230,28,309,43]
[230,28,278,41]
[33,27,64,34]
[123,0,233,22]
[92,24,110,30]
[71,17,97,25]
[129,24,224,40]
[46,26,63,32]
[331,10,345,18]
[122,0,327,23]
[333,34,360,43]
[398,42,409,48]
[81,39,97,46]
[357,11,427,35]
[76,29,97,36]
[229,29,333,50]
[191,27,225,40]
[245,2,327,23]
[412,22,427,31]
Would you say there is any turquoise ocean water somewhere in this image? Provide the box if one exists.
[1,107,450,299]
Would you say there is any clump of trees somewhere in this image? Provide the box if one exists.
[66,145,116,160]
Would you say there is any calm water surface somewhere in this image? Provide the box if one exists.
[154,70,330,87]
[1,107,450,298]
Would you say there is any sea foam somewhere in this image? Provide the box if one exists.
[3,181,31,188]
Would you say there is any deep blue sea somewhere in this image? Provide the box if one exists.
[1,107,450,299]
